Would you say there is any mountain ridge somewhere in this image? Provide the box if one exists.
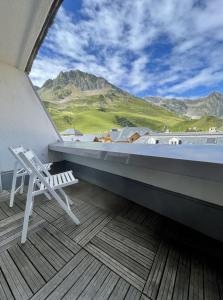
[37,70,223,133]
[145,92,223,119]
[41,69,123,92]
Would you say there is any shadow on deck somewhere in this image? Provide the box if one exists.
[0,180,222,299]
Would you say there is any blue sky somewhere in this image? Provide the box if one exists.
[30,0,223,99]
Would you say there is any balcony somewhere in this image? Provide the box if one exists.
[0,1,223,299]
[0,179,222,299]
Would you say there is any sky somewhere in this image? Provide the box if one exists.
[30,0,223,98]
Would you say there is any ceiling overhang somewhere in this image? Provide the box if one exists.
[0,0,63,72]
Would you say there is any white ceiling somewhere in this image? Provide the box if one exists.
[0,0,54,71]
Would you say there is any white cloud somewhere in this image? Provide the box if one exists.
[164,68,223,93]
[30,0,223,96]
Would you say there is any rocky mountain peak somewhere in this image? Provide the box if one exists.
[41,69,116,91]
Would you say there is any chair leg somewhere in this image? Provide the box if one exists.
[21,175,35,244]
[29,198,34,216]
[44,191,52,201]
[52,189,80,225]
[19,175,25,194]
[58,188,72,209]
[9,162,18,207]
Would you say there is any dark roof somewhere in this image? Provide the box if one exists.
[61,128,83,136]
[115,127,151,142]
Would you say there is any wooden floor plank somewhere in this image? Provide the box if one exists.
[46,254,95,300]
[38,203,60,220]
[0,207,8,221]
[124,205,147,225]
[101,226,155,261]
[78,265,110,300]
[68,208,104,238]
[0,268,14,300]
[203,261,220,300]
[8,244,45,293]
[34,207,55,223]
[172,251,190,300]
[90,236,149,280]
[124,286,141,300]
[75,215,113,246]
[0,211,24,229]
[92,270,119,300]
[188,255,204,300]
[19,240,56,281]
[113,216,159,243]
[0,215,45,254]
[0,251,32,300]
[44,223,81,254]
[0,202,21,217]
[36,228,74,262]
[107,219,158,251]
[52,202,93,235]
[109,278,130,300]
[43,201,65,215]
[31,249,88,300]
[143,242,169,299]
[97,230,153,269]
[62,258,102,299]
[156,247,179,300]
[85,243,145,291]
[140,295,150,300]
[29,232,66,271]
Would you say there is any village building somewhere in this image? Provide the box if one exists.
[134,131,223,145]
[60,128,83,136]
[110,127,151,143]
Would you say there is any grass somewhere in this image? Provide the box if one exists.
[48,107,191,133]
[41,88,223,133]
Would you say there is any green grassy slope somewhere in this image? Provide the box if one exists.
[171,116,223,132]
[38,70,223,133]
[43,92,185,133]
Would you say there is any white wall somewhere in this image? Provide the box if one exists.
[0,62,60,171]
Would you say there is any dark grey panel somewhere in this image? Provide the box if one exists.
[1,171,13,191]
[66,161,223,242]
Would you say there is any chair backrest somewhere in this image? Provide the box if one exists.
[19,151,52,186]
[9,146,29,171]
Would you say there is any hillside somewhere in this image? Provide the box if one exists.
[145,92,223,119]
[37,70,223,133]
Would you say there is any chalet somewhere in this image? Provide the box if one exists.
[114,127,151,143]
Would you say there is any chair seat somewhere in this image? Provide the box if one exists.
[37,171,78,193]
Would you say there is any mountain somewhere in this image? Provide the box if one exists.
[42,70,119,91]
[37,70,223,133]
[145,92,223,119]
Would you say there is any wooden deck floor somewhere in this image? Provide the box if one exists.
[0,180,222,299]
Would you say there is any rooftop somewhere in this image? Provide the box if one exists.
[0,180,222,299]
[61,129,83,136]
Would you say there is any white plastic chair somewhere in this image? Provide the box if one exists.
[18,149,80,243]
[9,146,52,207]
